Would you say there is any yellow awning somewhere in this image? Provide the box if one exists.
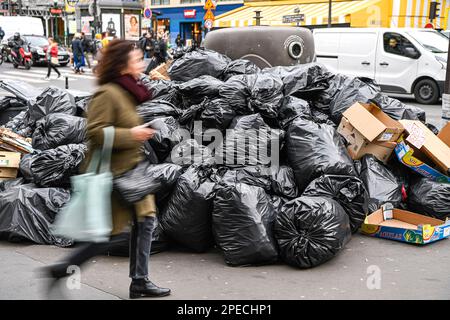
[214,0,384,28]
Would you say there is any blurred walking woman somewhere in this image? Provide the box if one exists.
[45,40,171,299]
[44,38,61,80]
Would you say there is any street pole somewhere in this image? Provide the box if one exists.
[328,0,332,28]
[442,38,450,125]
[7,0,11,15]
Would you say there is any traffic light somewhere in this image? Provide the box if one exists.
[429,1,440,21]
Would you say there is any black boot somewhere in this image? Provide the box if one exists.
[129,277,171,299]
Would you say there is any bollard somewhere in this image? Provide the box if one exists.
[65,76,69,90]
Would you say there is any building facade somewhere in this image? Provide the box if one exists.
[215,0,450,30]
[150,0,243,45]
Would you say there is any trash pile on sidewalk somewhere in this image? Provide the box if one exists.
[1,48,449,268]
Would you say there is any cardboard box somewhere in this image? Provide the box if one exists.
[0,151,21,168]
[361,207,450,245]
[0,167,18,179]
[154,60,172,80]
[338,102,404,163]
[394,120,450,182]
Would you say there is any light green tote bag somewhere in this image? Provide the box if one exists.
[52,126,114,243]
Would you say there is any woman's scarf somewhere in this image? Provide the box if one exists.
[114,74,151,104]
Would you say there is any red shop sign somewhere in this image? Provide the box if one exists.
[184,9,196,18]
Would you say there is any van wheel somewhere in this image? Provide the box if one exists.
[414,79,439,104]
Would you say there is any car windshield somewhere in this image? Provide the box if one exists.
[408,30,448,53]
[25,36,48,47]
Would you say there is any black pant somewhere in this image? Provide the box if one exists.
[47,61,61,77]
[57,215,155,280]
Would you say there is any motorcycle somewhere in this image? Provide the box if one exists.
[8,41,32,70]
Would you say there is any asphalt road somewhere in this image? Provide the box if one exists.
[0,62,449,300]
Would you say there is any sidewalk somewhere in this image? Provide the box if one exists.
[1,233,449,300]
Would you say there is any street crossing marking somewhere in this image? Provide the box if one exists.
[0,74,47,84]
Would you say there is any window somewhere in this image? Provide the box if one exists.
[383,32,418,57]
[180,0,201,4]
[151,0,170,5]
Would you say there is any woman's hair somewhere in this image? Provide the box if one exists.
[130,16,138,24]
[95,39,136,85]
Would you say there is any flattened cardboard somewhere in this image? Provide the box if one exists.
[399,120,450,174]
[342,102,404,142]
[438,122,450,149]
[0,167,18,179]
[0,152,21,168]
[361,208,450,245]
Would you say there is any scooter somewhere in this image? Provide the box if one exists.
[8,42,32,70]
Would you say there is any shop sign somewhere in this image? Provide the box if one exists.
[184,9,197,18]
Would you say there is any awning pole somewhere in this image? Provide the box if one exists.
[328,0,332,28]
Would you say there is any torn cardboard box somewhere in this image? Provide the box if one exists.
[395,120,450,183]
[0,151,21,180]
[361,205,450,245]
[338,102,404,163]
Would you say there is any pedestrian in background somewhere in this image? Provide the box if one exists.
[44,37,61,80]
[44,39,171,299]
[71,33,84,74]
[0,26,5,41]
[81,32,92,69]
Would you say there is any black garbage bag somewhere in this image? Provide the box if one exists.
[107,216,171,257]
[0,79,44,103]
[271,194,289,212]
[167,139,215,167]
[286,118,356,193]
[221,165,298,199]
[177,75,224,105]
[245,73,284,118]
[140,77,181,106]
[201,98,237,130]
[372,94,426,122]
[142,141,159,164]
[359,154,403,212]
[303,175,368,233]
[29,87,77,124]
[0,177,25,191]
[274,196,351,269]
[223,59,260,80]
[311,73,351,113]
[275,63,333,100]
[30,144,87,188]
[217,114,284,167]
[328,77,379,124]
[213,181,279,266]
[75,95,91,117]
[147,116,183,162]
[310,107,335,126]
[408,176,450,220]
[219,75,251,115]
[168,49,232,82]
[179,98,236,132]
[18,153,34,182]
[137,100,181,123]
[0,183,72,246]
[0,97,28,126]
[32,113,86,150]
[278,96,312,128]
[160,165,217,252]
[114,162,183,205]
[4,110,33,138]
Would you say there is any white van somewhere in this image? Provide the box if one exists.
[0,16,45,40]
[314,28,448,104]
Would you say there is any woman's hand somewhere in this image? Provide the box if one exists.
[130,125,156,142]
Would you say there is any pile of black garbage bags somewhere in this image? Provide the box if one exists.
[0,48,448,269]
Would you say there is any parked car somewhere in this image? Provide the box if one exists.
[22,35,70,67]
[314,28,448,104]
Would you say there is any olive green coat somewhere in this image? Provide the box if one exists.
[83,83,154,235]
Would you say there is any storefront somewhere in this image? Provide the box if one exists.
[76,0,143,40]
[155,3,242,46]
